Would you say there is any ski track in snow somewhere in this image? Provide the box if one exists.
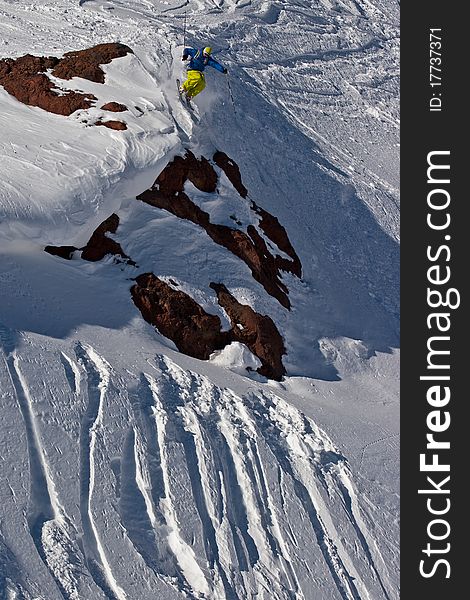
[0,327,87,600]
[75,343,127,600]
[60,352,82,397]
[121,377,201,598]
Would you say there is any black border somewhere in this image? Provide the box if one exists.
[401,4,464,597]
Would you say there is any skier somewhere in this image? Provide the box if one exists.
[179,46,227,102]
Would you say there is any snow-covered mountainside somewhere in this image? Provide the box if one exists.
[0,1,399,599]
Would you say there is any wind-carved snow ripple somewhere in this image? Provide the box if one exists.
[75,343,127,600]
[137,356,393,600]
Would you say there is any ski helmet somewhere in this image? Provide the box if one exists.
[203,46,212,56]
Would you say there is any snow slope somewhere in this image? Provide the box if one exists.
[1,1,399,598]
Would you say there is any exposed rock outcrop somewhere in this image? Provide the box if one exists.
[251,202,302,277]
[45,214,134,264]
[42,149,290,378]
[101,101,128,112]
[137,151,299,309]
[80,214,130,262]
[0,54,96,116]
[213,151,301,277]
[50,43,132,84]
[131,274,286,380]
[154,151,218,196]
[213,151,248,198]
[96,119,127,131]
[131,274,231,359]
[43,245,77,260]
[0,43,132,116]
[210,283,286,380]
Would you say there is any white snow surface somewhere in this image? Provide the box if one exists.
[0,1,399,599]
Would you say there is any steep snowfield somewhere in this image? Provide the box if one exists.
[1,1,399,599]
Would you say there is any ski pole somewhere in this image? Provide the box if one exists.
[226,76,236,114]
[183,9,187,48]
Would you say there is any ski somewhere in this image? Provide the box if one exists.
[176,78,200,123]
[176,78,190,107]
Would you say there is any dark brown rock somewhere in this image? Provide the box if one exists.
[251,202,302,277]
[213,151,248,198]
[154,151,218,196]
[101,101,128,112]
[187,154,218,193]
[80,214,132,262]
[131,274,230,359]
[0,43,132,116]
[210,225,290,308]
[0,54,95,115]
[44,245,77,260]
[212,151,301,277]
[95,119,127,131]
[138,186,210,227]
[45,214,134,264]
[210,283,286,380]
[138,152,293,308]
[51,43,133,84]
[130,274,287,380]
